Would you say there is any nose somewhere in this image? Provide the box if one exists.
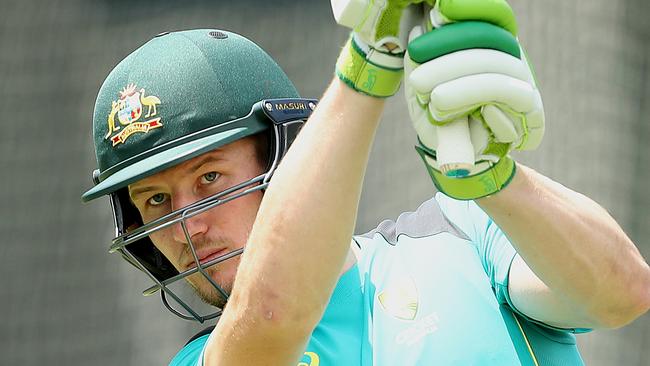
[171,193,209,244]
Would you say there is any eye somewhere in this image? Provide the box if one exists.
[200,171,220,184]
[147,193,168,206]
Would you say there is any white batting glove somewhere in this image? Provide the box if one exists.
[404,3,545,199]
[332,0,431,97]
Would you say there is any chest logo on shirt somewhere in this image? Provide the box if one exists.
[297,351,320,366]
[377,275,419,320]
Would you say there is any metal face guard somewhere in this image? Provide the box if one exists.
[114,175,267,322]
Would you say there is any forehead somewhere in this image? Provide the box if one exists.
[129,137,258,189]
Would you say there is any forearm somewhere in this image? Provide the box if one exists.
[208,79,384,364]
[239,79,383,319]
[477,164,650,327]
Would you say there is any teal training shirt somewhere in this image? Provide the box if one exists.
[434,194,588,365]
[169,333,209,366]
[297,264,365,365]
[169,264,365,366]
[354,193,520,365]
[170,194,587,365]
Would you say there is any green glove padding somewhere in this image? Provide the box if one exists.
[431,0,518,35]
[336,37,404,98]
[416,141,516,200]
[408,21,520,63]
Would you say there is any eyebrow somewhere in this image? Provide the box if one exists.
[129,154,224,200]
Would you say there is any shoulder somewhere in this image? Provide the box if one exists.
[355,195,469,247]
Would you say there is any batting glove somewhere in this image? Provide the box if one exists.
[404,1,545,200]
[332,0,434,97]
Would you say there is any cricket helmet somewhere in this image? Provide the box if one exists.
[82,29,316,322]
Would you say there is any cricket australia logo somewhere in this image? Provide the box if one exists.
[377,275,419,320]
[105,83,162,146]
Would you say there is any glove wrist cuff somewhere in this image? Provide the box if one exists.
[416,144,516,200]
[335,36,403,98]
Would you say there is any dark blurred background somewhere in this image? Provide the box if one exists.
[0,0,648,364]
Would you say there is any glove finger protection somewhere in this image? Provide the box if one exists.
[428,0,517,33]
[332,0,433,97]
[404,0,545,199]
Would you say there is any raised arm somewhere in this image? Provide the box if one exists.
[402,0,650,330]
[204,1,423,363]
[205,80,383,365]
[478,164,650,329]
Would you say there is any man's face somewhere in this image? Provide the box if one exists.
[128,137,264,307]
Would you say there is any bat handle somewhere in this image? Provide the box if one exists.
[436,117,475,177]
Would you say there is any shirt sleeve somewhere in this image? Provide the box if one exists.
[435,193,591,333]
[435,193,516,305]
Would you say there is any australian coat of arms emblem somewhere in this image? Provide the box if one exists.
[106,83,162,146]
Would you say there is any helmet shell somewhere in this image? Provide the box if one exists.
[83,29,298,201]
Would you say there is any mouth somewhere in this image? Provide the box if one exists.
[185,248,228,271]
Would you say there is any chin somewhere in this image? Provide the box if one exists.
[189,268,235,306]
[196,286,228,308]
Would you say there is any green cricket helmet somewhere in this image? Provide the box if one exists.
[82,29,316,322]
